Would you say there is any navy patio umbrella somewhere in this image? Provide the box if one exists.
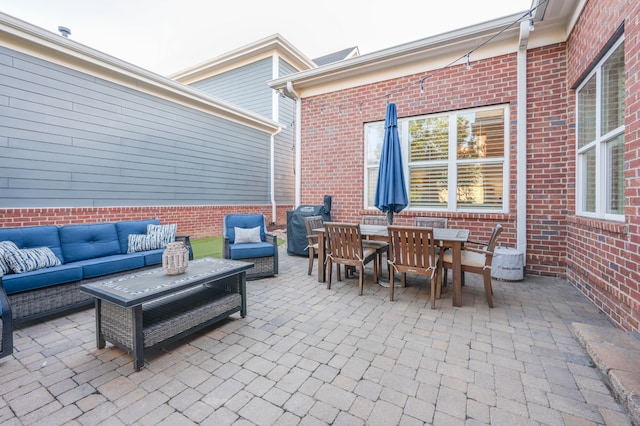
[374,102,408,225]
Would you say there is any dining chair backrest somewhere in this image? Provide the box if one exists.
[387,225,438,274]
[361,216,388,226]
[484,223,504,263]
[323,222,379,294]
[304,216,324,238]
[324,222,366,265]
[387,225,441,307]
[414,217,448,228]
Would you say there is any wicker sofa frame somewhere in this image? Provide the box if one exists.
[1,225,191,326]
[0,279,12,359]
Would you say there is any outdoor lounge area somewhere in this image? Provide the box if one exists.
[0,247,636,425]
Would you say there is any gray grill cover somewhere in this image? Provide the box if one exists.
[286,196,331,256]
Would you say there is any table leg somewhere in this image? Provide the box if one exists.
[240,272,247,317]
[452,242,462,307]
[132,305,144,371]
[317,231,326,283]
[95,299,105,349]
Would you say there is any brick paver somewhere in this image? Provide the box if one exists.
[0,249,633,425]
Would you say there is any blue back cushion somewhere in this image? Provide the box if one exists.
[223,214,265,243]
[115,219,161,254]
[0,225,63,261]
[59,223,121,263]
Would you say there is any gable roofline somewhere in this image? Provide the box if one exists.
[313,46,360,66]
[269,0,582,97]
[169,33,317,84]
[0,12,281,134]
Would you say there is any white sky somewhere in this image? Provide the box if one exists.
[2,0,532,76]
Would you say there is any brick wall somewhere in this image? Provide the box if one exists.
[298,0,640,331]
[0,205,293,239]
[564,0,640,331]
[300,50,567,273]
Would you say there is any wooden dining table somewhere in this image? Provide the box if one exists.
[314,224,470,307]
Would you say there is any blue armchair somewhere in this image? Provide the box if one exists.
[223,214,278,280]
[0,277,13,360]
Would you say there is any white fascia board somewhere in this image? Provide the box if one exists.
[269,6,576,98]
[0,12,280,135]
[170,33,316,83]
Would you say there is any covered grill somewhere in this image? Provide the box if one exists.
[286,195,332,256]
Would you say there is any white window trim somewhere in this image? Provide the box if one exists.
[364,105,510,214]
[575,36,625,222]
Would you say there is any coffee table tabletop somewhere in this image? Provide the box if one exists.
[81,257,253,307]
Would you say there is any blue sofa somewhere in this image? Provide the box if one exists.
[0,219,192,325]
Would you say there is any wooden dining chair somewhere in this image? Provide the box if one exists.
[441,224,503,308]
[360,216,389,278]
[323,222,378,295]
[304,215,325,275]
[387,226,441,308]
[414,217,448,228]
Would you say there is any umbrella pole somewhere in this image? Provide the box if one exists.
[387,211,393,225]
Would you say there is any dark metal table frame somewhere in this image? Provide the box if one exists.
[81,257,252,371]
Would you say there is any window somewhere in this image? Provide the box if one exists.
[365,105,508,212]
[576,39,625,219]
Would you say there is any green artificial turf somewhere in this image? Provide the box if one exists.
[190,235,284,259]
[190,236,223,259]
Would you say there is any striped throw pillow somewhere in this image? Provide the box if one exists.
[127,233,164,253]
[147,224,177,248]
[5,247,62,274]
[0,240,20,275]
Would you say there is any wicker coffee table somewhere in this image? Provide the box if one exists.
[81,257,253,370]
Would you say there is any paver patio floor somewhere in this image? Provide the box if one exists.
[0,249,633,425]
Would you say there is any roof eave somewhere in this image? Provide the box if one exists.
[170,33,317,83]
[269,12,529,93]
[0,12,280,134]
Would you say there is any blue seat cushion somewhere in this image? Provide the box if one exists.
[2,264,83,294]
[228,242,275,260]
[72,254,146,279]
[0,225,64,262]
[115,219,161,254]
[224,214,266,244]
[142,249,165,266]
[59,223,121,263]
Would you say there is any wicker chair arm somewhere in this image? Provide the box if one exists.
[265,232,277,245]
[223,237,231,259]
[175,235,194,260]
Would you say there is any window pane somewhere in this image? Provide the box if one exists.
[409,117,448,162]
[578,76,597,148]
[607,134,624,214]
[409,165,448,208]
[601,43,625,135]
[457,163,503,209]
[366,123,384,166]
[457,109,504,159]
[581,148,596,212]
[367,168,378,208]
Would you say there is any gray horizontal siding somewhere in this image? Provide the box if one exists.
[274,59,296,203]
[0,46,272,208]
[190,58,273,118]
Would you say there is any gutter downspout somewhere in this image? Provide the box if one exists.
[270,128,283,224]
[270,55,283,225]
[285,81,302,208]
[517,20,530,267]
